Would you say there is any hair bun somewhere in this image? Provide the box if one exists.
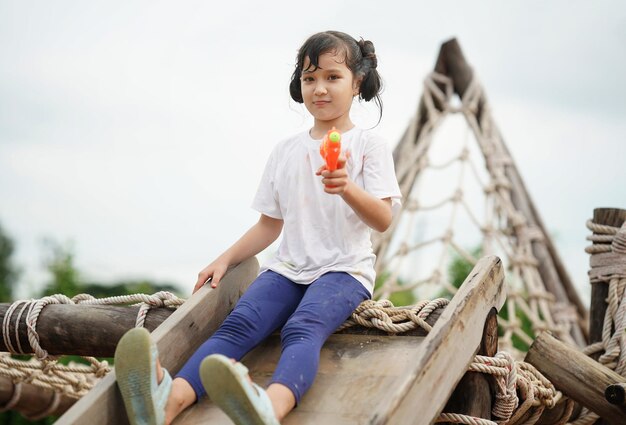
[358,39,377,69]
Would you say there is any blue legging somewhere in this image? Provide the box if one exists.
[176,270,370,404]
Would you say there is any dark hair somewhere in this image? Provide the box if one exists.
[289,31,383,120]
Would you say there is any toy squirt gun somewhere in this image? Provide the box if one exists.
[319,127,342,171]
[319,127,342,189]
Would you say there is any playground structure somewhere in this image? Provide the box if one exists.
[0,38,625,424]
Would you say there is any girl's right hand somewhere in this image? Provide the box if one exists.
[193,259,229,293]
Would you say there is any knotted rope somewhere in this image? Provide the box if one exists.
[2,291,183,360]
[0,291,184,416]
[571,219,626,425]
[435,351,572,425]
[337,298,449,334]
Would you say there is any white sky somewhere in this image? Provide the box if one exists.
[1,1,624,302]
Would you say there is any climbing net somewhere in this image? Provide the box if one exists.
[0,291,183,419]
[372,71,584,356]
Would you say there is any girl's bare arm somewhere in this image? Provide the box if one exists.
[194,214,283,292]
[317,155,392,233]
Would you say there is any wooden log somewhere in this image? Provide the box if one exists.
[589,208,626,351]
[0,301,443,359]
[0,376,75,419]
[587,208,626,425]
[525,331,626,425]
[370,255,506,425]
[480,307,499,358]
[536,399,579,425]
[0,304,174,357]
[605,383,626,406]
[55,257,259,425]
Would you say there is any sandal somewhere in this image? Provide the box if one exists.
[200,354,279,425]
[114,328,172,425]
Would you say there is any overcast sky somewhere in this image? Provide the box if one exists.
[1,1,624,302]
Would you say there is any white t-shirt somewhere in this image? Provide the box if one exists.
[251,127,402,295]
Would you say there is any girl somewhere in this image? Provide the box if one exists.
[114,30,402,425]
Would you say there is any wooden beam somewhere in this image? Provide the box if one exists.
[369,255,506,425]
[0,304,174,357]
[0,298,442,358]
[0,376,76,419]
[55,257,259,425]
[589,208,626,351]
[525,331,626,425]
[441,307,499,424]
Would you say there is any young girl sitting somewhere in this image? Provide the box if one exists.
[114,30,402,425]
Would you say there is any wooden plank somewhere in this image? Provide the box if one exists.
[441,307,499,424]
[0,304,174,356]
[55,257,259,425]
[370,255,505,425]
[173,333,426,424]
[525,331,626,425]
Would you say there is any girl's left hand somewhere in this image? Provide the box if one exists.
[316,151,352,195]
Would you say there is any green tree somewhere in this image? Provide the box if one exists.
[0,223,19,302]
[0,226,53,424]
[40,239,82,297]
[374,271,416,306]
[446,247,533,352]
[82,280,181,299]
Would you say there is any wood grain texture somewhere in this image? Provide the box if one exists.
[589,208,626,349]
[174,334,426,424]
[0,376,76,419]
[370,255,505,425]
[0,304,174,356]
[55,257,259,425]
[525,331,626,425]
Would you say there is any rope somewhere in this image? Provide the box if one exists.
[572,219,626,425]
[341,299,572,425]
[337,298,449,334]
[0,291,185,412]
[433,350,570,424]
[2,291,183,360]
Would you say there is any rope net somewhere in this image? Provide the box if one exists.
[372,71,583,356]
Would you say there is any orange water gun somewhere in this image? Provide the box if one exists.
[319,127,342,171]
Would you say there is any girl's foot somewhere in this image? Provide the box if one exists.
[115,328,172,425]
[200,354,279,425]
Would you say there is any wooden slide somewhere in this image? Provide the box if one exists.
[57,256,505,425]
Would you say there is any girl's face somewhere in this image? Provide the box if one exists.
[300,51,360,132]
